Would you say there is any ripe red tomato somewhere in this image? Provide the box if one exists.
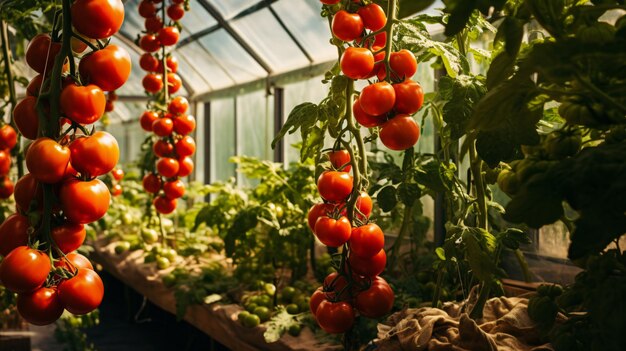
[349,223,384,258]
[168,96,188,114]
[142,173,162,193]
[309,288,326,315]
[158,26,180,46]
[173,115,196,135]
[354,277,394,318]
[140,110,160,131]
[0,246,51,293]
[60,84,106,124]
[359,82,396,116]
[323,272,351,300]
[378,50,418,81]
[177,156,194,177]
[167,4,185,21]
[152,117,174,136]
[13,96,40,140]
[315,300,355,334]
[51,223,86,254]
[358,4,387,31]
[0,125,18,149]
[153,195,177,214]
[0,177,13,199]
[157,158,180,178]
[26,138,70,184]
[153,139,174,157]
[26,75,44,97]
[317,171,353,202]
[58,268,104,315]
[349,249,386,277]
[379,115,420,150]
[307,203,336,232]
[361,31,386,48]
[175,136,196,157]
[167,73,182,94]
[140,53,159,72]
[79,45,131,92]
[163,179,185,199]
[393,79,424,115]
[320,0,340,4]
[314,216,351,247]
[328,149,351,172]
[145,16,163,33]
[105,100,115,112]
[69,131,119,177]
[143,73,164,93]
[332,10,364,42]
[25,34,62,74]
[111,168,124,181]
[157,56,179,74]
[17,287,64,325]
[111,183,122,196]
[14,173,42,212]
[55,252,94,272]
[353,98,385,128]
[340,47,374,80]
[138,0,156,18]
[0,150,10,176]
[0,213,30,257]
[355,191,373,217]
[59,178,110,224]
[71,0,124,39]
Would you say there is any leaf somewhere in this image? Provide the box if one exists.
[435,247,446,260]
[263,307,301,343]
[203,294,222,305]
[398,182,421,206]
[486,51,515,89]
[475,130,523,167]
[464,232,499,281]
[414,159,456,193]
[398,0,437,18]
[272,102,319,148]
[300,126,325,162]
[440,75,487,139]
[377,186,398,212]
[504,176,564,228]
[444,1,476,37]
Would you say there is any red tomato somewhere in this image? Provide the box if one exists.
[153,195,177,214]
[353,98,385,128]
[328,149,351,172]
[140,53,159,72]
[0,150,10,176]
[0,213,30,257]
[355,191,373,217]
[349,223,384,258]
[168,96,188,114]
[315,216,351,247]
[79,45,131,91]
[17,287,64,325]
[110,183,122,196]
[60,84,106,125]
[393,79,424,115]
[175,136,196,157]
[71,36,89,54]
[167,4,185,21]
[13,96,40,140]
[138,0,156,18]
[349,249,386,277]
[358,4,387,31]
[51,223,86,254]
[156,56,179,74]
[379,115,420,150]
[143,73,164,93]
[163,179,185,199]
[156,158,180,178]
[25,34,62,74]
[14,173,42,212]
[59,178,110,224]
[354,276,394,318]
[315,300,355,334]
[317,171,353,202]
[361,31,387,48]
[340,47,374,80]
[26,75,44,97]
[69,131,119,177]
[307,203,336,232]
[153,139,174,157]
[158,26,180,46]
[177,156,194,177]
[26,138,70,184]
[320,0,340,4]
[152,117,174,136]
[309,288,326,315]
[0,246,51,293]
[173,115,196,135]
[111,168,124,181]
[140,110,160,131]
[71,0,124,39]
[55,252,94,272]
[0,177,13,199]
[323,272,351,300]
[359,82,396,116]
[167,73,182,94]
[145,16,163,33]
[0,125,18,149]
[378,50,418,81]
[58,269,104,315]
[143,173,162,193]
[332,10,364,42]
[105,100,114,112]
[367,46,386,79]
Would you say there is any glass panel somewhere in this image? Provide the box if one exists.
[176,54,212,93]
[271,0,336,63]
[210,98,236,182]
[231,8,309,73]
[207,0,260,20]
[120,0,143,39]
[178,0,218,40]
[105,117,145,165]
[197,29,266,84]
[178,41,235,91]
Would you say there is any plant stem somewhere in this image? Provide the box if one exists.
[382,0,397,82]
[161,4,169,104]
[468,140,488,230]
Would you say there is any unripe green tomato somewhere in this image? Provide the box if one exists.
[242,313,260,328]
[121,213,134,225]
[245,303,258,313]
[287,324,302,337]
[238,311,250,325]
[161,248,177,262]
[558,101,597,126]
[141,228,159,244]
[545,133,582,159]
[156,256,171,270]
[252,306,271,322]
[286,304,300,314]
[162,273,177,287]
[281,286,297,302]
[576,22,615,44]
[256,294,272,308]
[264,283,276,296]
[497,169,520,195]
[114,241,131,254]
[144,253,156,263]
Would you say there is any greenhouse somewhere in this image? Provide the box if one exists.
[0,0,625,350]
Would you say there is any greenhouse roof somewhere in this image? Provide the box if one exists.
[114,0,444,101]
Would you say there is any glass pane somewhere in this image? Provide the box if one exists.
[178,41,235,91]
[120,0,143,39]
[197,29,266,84]
[206,0,260,19]
[105,116,145,165]
[176,54,212,93]
[178,0,218,40]
[210,98,236,182]
[231,9,309,73]
[272,0,336,63]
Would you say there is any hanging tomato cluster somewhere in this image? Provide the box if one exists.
[137,0,195,214]
[105,90,117,113]
[0,0,129,325]
[109,167,124,197]
[0,124,18,199]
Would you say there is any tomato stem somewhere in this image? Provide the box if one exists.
[382,0,397,83]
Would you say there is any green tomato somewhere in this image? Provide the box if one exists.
[162,273,177,288]
[253,306,271,322]
[545,132,582,160]
[558,101,598,127]
[264,283,276,296]
[241,313,260,328]
[156,257,171,270]
[577,22,615,44]
[286,304,300,315]
[256,294,272,308]
[245,303,258,313]
[161,248,177,262]
[141,228,159,244]
[281,286,297,302]
[144,253,156,263]
[497,169,520,195]
[238,311,251,325]
[114,241,131,254]
[121,213,134,225]
[287,324,302,337]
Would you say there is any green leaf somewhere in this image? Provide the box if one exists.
[464,232,499,281]
[475,130,523,167]
[440,75,487,139]
[263,307,302,343]
[398,0,437,18]
[272,102,319,149]
[504,177,564,228]
[435,247,446,260]
[486,51,515,89]
[398,182,421,206]
[300,126,325,162]
[377,186,398,212]
[414,159,456,193]
[444,1,476,37]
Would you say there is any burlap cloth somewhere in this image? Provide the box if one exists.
[374,293,561,351]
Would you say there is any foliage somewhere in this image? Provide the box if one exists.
[54,312,99,351]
